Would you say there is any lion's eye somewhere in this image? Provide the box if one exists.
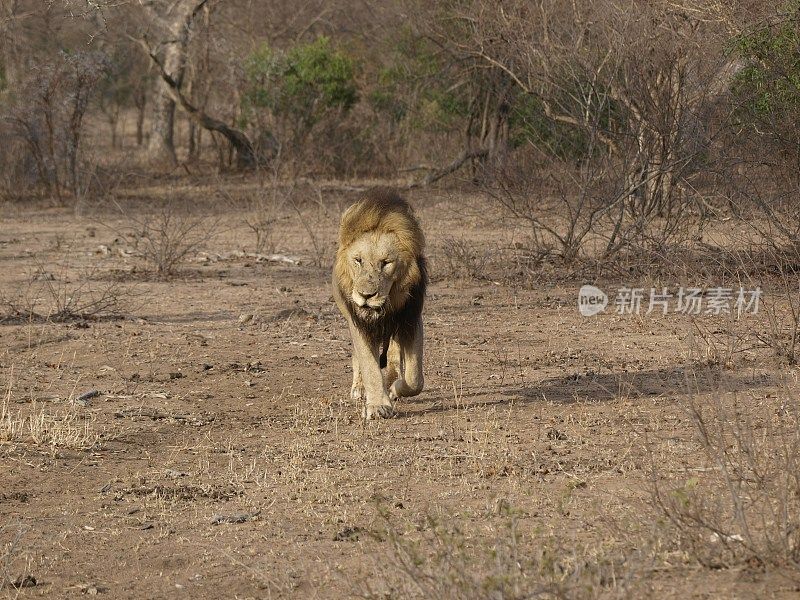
[354,257,362,266]
[381,260,393,269]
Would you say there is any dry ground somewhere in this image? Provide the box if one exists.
[1,185,799,599]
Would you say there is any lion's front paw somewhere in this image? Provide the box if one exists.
[363,400,395,420]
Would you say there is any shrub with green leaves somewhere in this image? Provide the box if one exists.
[367,30,469,132]
[732,1,800,154]
[242,37,358,142]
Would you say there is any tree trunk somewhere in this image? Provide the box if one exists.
[187,121,197,160]
[185,75,199,160]
[142,0,209,166]
[141,42,259,169]
[1,0,22,96]
[134,87,146,146]
[148,84,176,163]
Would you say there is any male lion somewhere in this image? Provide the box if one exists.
[332,188,427,419]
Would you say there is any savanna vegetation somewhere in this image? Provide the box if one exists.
[2,1,800,598]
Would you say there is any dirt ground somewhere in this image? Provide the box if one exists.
[1,185,799,599]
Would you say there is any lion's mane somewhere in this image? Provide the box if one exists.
[333,188,427,349]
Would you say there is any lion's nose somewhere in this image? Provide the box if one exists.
[361,291,377,300]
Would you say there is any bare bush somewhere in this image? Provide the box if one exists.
[360,501,643,599]
[1,51,108,204]
[719,208,800,366]
[246,202,281,255]
[485,151,625,263]
[690,316,749,369]
[439,237,491,281]
[0,255,131,323]
[244,184,289,255]
[0,134,38,202]
[286,185,337,268]
[652,375,800,576]
[760,276,800,366]
[117,205,220,276]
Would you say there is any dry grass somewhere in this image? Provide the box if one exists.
[0,523,32,594]
[651,371,800,578]
[0,380,24,445]
[1,372,99,451]
[360,501,645,600]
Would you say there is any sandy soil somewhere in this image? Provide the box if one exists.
[1,187,798,599]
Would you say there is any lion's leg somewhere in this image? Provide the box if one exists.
[351,354,364,402]
[385,337,402,390]
[348,323,394,419]
[390,319,424,399]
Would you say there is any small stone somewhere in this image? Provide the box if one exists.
[165,469,189,479]
[11,575,37,589]
[75,390,101,406]
[211,512,257,525]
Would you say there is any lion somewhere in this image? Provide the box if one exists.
[332,187,427,419]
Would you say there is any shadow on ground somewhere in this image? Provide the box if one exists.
[410,364,776,416]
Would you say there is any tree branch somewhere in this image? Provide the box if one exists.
[133,36,261,168]
[406,149,489,188]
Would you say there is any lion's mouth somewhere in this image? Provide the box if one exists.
[355,302,386,320]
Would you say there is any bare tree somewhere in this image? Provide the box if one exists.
[413,0,745,254]
[136,36,259,168]
[137,0,209,165]
[461,0,738,204]
[3,50,108,203]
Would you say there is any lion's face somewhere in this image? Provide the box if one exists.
[345,232,401,315]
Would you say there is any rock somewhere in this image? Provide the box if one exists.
[75,390,101,406]
[211,512,258,525]
[11,575,37,589]
[165,469,189,479]
[333,526,364,542]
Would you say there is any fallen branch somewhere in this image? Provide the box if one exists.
[406,148,489,188]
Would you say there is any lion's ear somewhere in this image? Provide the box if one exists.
[340,202,361,226]
[338,203,359,247]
